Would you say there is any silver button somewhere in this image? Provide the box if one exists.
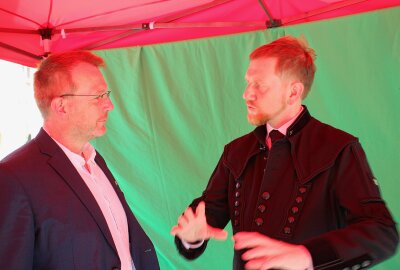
[361,260,371,267]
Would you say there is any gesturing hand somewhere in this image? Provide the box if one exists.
[233,232,312,270]
[170,201,228,243]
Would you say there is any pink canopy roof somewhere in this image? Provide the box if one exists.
[1,0,399,67]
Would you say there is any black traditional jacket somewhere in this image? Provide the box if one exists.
[176,107,398,270]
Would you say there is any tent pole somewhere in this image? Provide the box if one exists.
[258,0,282,28]
[0,42,41,62]
[282,0,368,25]
[80,0,233,50]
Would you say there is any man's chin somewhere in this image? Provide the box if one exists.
[93,126,107,138]
[247,115,266,126]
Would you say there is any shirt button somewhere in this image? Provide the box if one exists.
[258,204,266,213]
[255,218,263,226]
[288,216,295,223]
[235,182,241,189]
[235,191,240,198]
[262,191,270,200]
[234,219,239,226]
[234,201,240,207]
[352,264,361,270]
[291,206,299,214]
[234,210,240,216]
[295,196,303,203]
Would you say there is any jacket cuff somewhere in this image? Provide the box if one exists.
[303,239,341,269]
[174,236,208,260]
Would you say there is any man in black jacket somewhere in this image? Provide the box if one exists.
[171,36,398,269]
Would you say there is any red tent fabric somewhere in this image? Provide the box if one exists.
[1,0,399,67]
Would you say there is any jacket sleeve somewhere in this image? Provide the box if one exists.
[175,150,231,260]
[303,142,399,270]
[0,166,34,269]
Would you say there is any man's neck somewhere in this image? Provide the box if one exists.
[268,104,303,129]
[43,122,86,154]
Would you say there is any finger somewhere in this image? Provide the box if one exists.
[257,255,282,270]
[184,206,195,221]
[177,215,188,227]
[233,232,274,250]
[244,257,270,270]
[233,231,260,242]
[208,227,228,240]
[242,246,271,260]
[170,225,181,235]
[195,201,206,218]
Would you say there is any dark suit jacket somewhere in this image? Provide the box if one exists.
[0,129,160,270]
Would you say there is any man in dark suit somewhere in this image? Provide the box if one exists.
[171,36,398,269]
[0,51,160,270]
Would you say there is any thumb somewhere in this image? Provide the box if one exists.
[195,201,206,218]
[208,226,228,240]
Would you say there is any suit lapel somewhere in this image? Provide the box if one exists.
[95,154,136,234]
[95,153,142,261]
[35,129,118,254]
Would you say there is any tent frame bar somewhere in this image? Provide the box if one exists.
[258,0,282,28]
[0,0,373,62]
[81,0,233,50]
[0,41,41,62]
[282,0,368,25]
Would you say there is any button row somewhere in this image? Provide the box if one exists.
[233,179,241,227]
[282,186,308,235]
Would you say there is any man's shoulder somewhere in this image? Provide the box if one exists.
[225,128,260,151]
[1,139,39,166]
[307,117,358,143]
[292,117,361,183]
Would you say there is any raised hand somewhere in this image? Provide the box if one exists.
[171,201,228,243]
[233,232,312,270]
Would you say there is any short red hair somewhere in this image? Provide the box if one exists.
[250,35,316,98]
[34,51,105,118]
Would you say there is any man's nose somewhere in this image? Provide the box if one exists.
[243,86,255,101]
[103,96,114,111]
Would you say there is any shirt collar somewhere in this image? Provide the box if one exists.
[266,106,304,136]
[42,127,96,166]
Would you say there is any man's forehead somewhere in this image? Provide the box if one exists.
[245,57,278,77]
[249,56,278,66]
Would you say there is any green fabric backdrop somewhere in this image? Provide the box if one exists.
[93,6,400,269]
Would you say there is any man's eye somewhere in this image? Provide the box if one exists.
[95,93,105,99]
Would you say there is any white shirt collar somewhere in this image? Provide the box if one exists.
[42,128,96,166]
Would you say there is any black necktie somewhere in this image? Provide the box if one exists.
[268,130,284,149]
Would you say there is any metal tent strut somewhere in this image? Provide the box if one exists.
[81,0,234,50]
[0,0,371,62]
[258,0,282,28]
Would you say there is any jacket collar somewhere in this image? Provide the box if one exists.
[253,105,311,146]
[241,106,355,184]
[226,106,357,184]
[34,128,118,254]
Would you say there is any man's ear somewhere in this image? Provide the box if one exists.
[288,82,304,105]
[50,97,67,115]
